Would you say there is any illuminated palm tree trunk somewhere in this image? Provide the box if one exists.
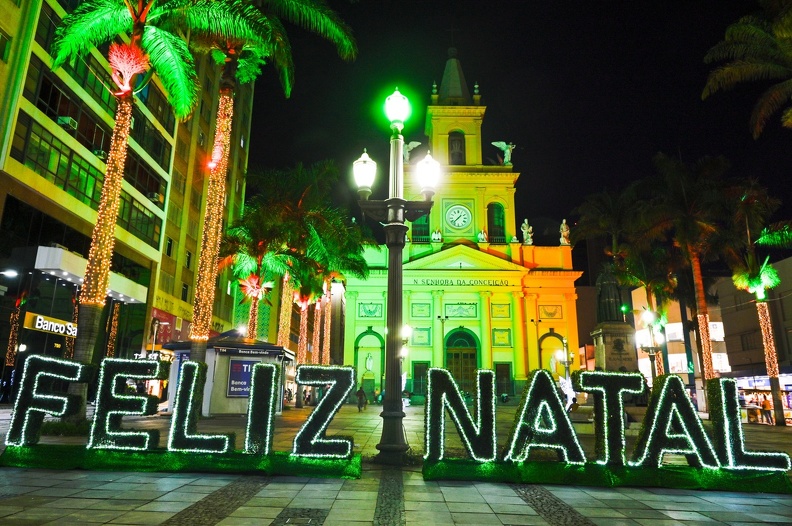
[312,300,321,364]
[756,301,786,425]
[247,295,260,339]
[190,89,234,362]
[690,251,715,381]
[295,304,309,408]
[276,275,293,347]
[322,295,331,364]
[70,96,134,417]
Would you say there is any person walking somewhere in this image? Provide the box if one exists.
[761,395,774,425]
[356,387,367,412]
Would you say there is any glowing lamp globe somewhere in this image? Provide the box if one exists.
[385,88,410,129]
[416,151,441,200]
[641,309,656,325]
[353,149,377,199]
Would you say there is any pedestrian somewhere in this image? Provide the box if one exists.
[356,386,366,412]
[761,395,774,425]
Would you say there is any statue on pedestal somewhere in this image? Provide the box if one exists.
[521,219,533,245]
[559,219,570,245]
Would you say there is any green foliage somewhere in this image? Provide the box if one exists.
[40,420,91,436]
[141,26,199,118]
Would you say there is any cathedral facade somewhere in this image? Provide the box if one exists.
[343,51,582,398]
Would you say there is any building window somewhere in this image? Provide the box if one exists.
[200,99,212,122]
[181,283,189,302]
[411,214,430,243]
[172,169,186,194]
[198,131,206,149]
[176,137,188,160]
[448,131,465,165]
[0,29,11,62]
[190,187,201,210]
[412,362,430,395]
[487,203,506,243]
[165,237,173,257]
[740,331,763,352]
[185,250,192,269]
[167,203,182,227]
[160,271,174,294]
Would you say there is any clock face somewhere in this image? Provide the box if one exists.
[446,205,472,229]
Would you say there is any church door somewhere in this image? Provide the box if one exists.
[445,331,478,394]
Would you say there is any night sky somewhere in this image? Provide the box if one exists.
[249,1,792,236]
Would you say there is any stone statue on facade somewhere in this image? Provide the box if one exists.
[559,219,570,245]
[521,219,533,245]
[403,141,421,163]
[431,228,442,242]
[491,141,516,165]
[477,230,488,242]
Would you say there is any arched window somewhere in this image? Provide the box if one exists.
[411,214,430,243]
[487,203,505,243]
[448,131,465,165]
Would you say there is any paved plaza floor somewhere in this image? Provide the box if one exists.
[0,402,791,525]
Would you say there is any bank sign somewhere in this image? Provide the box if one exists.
[227,359,258,398]
[23,312,77,338]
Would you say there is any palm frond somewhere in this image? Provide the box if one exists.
[51,0,131,69]
[756,221,792,247]
[142,26,200,119]
[263,0,357,60]
[265,16,294,96]
[158,0,272,46]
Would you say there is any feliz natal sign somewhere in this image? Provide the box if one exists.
[1,356,790,492]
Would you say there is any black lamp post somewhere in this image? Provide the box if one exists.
[353,88,440,464]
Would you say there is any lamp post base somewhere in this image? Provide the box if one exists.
[374,407,409,465]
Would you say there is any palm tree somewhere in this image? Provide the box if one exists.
[649,153,733,383]
[571,184,644,263]
[724,181,787,425]
[703,2,792,138]
[188,0,357,362]
[220,194,298,340]
[51,0,238,417]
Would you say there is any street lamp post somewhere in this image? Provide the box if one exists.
[353,88,439,464]
[640,310,662,382]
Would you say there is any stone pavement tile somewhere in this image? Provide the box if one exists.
[331,497,377,509]
[448,502,495,513]
[6,477,59,487]
[88,499,149,510]
[336,489,377,501]
[725,523,776,526]
[154,490,211,502]
[631,520,699,526]
[286,497,335,508]
[497,514,549,526]
[296,489,339,499]
[245,496,293,507]
[0,495,57,507]
[166,484,215,493]
[742,512,792,522]
[215,517,273,526]
[0,505,24,517]
[183,477,236,487]
[404,490,445,502]
[323,521,374,526]
[451,511,504,524]
[95,482,138,491]
[74,489,120,499]
[573,507,627,518]
[482,495,526,505]
[475,483,519,495]
[229,506,282,518]
[599,499,651,509]
[27,486,85,497]
[405,509,455,523]
[325,507,376,521]
[135,501,193,513]
[487,503,538,515]
[256,483,305,494]
[404,500,450,511]
[442,490,486,503]
[644,501,730,512]
[46,497,105,509]
[53,479,105,490]
[589,519,641,526]
[631,493,704,502]
[112,490,168,500]
[3,508,73,522]
[560,498,609,508]
[61,509,128,522]
[108,510,177,524]
[660,510,719,521]
[612,509,670,520]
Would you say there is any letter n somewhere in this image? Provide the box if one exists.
[424,368,496,462]
[168,361,233,453]
[6,355,91,446]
